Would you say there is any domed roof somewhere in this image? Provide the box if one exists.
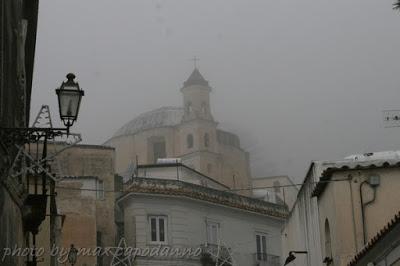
[112,107,184,138]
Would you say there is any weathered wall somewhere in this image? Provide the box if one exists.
[317,167,400,266]
[0,186,25,266]
[35,180,98,266]
[33,144,116,265]
[0,0,38,265]
[56,144,116,265]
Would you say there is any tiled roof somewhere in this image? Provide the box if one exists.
[118,177,288,219]
[312,159,400,197]
[348,211,400,266]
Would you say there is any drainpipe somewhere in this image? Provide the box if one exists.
[348,176,359,251]
[359,178,378,244]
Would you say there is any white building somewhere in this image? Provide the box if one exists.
[116,165,288,266]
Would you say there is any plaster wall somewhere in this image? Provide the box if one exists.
[317,168,400,266]
[121,195,283,266]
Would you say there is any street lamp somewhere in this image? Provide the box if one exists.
[55,73,84,132]
[0,73,85,266]
[284,251,308,265]
[67,244,78,266]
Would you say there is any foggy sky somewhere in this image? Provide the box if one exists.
[31,0,400,181]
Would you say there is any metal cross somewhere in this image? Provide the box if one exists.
[190,56,200,68]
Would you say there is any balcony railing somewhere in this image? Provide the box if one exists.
[200,244,233,265]
[253,253,280,266]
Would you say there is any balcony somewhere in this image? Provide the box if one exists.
[253,253,280,266]
[200,244,233,265]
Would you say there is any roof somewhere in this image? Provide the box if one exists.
[312,158,400,197]
[183,68,210,88]
[66,143,115,150]
[111,107,184,138]
[137,163,230,189]
[118,177,288,219]
[348,211,400,266]
[253,175,297,188]
[60,175,99,180]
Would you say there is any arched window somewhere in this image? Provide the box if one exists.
[187,134,194,149]
[186,102,192,114]
[325,219,333,264]
[201,102,207,114]
[204,133,210,147]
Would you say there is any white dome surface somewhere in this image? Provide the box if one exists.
[112,107,184,138]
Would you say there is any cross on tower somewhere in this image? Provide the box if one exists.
[189,56,199,69]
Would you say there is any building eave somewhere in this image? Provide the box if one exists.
[117,177,288,219]
[312,160,400,197]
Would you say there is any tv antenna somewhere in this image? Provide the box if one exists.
[382,110,400,128]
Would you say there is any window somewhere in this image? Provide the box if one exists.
[153,141,166,163]
[201,102,207,114]
[97,180,104,200]
[206,221,220,245]
[149,216,167,244]
[186,102,193,114]
[256,233,267,261]
[204,133,210,147]
[187,134,194,149]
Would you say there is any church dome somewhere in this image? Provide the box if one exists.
[112,107,184,138]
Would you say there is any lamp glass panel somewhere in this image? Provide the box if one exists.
[59,88,81,118]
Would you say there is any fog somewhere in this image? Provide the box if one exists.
[31,0,400,181]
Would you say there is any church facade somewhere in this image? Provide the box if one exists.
[105,68,252,192]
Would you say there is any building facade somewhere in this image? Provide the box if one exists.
[0,1,38,265]
[283,154,400,266]
[33,144,116,266]
[312,158,400,266]
[117,177,288,266]
[281,162,325,266]
[105,68,252,194]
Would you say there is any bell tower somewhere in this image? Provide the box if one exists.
[179,67,220,182]
[181,68,214,122]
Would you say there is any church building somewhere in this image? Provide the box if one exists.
[105,68,252,192]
